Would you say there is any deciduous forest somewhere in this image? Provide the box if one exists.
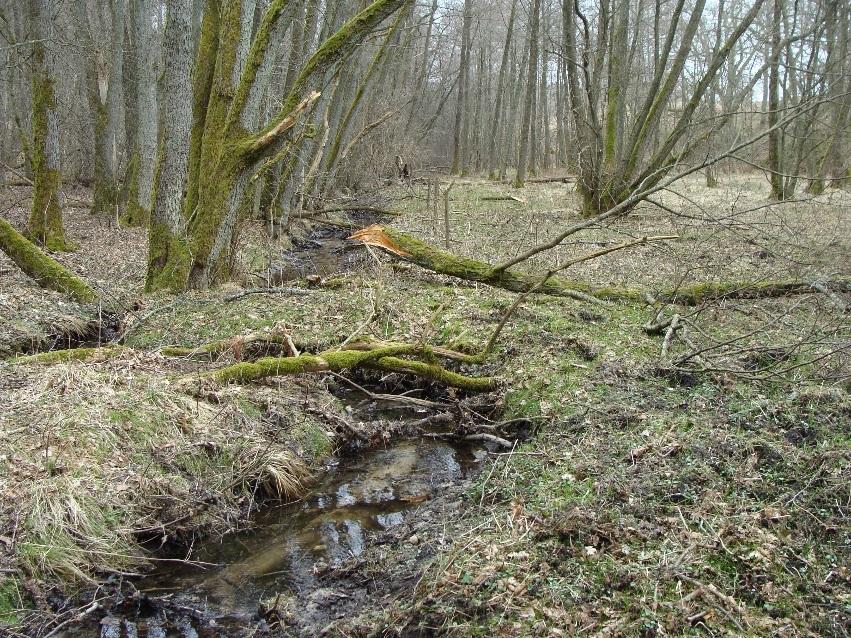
[0,0,849,635]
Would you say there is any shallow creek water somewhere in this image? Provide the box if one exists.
[103,438,484,636]
[58,434,485,637]
[140,437,480,618]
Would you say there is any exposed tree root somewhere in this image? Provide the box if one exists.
[349,226,851,305]
[0,217,98,302]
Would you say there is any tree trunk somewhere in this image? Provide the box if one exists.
[0,217,97,302]
[514,0,540,187]
[450,0,473,175]
[92,0,127,217]
[146,0,193,292]
[146,0,409,291]
[123,0,159,226]
[27,0,69,251]
[767,0,786,200]
[487,0,516,179]
[72,1,110,219]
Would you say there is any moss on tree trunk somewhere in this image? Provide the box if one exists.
[0,217,98,302]
[353,227,851,306]
[28,3,70,252]
[121,152,150,226]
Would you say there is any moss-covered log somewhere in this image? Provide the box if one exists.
[351,226,639,301]
[180,344,496,391]
[0,217,98,302]
[351,226,851,306]
[659,280,851,305]
[10,346,126,365]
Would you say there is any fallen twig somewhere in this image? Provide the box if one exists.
[481,195,527,203]
[43,601,102,638]
[661,314,681,359]
[224,287,310,302]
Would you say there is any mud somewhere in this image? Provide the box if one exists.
[50,379,505,637]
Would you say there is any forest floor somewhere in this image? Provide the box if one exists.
[0,174,849,637]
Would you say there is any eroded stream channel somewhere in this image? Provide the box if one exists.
[50,216,503,637]
[64,432,487,637]
[150,435,482,633]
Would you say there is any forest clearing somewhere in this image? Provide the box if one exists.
[1,0,850,636]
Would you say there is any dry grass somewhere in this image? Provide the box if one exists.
[1,173,849,635]
[0,348,332,587]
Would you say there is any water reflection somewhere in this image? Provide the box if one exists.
[140,438,476,614]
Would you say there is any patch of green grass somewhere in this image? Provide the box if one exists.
[289,419,333,461]
[0,577,23,626]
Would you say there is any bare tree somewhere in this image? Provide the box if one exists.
[146,0,410,290]
[27,0,68,250]
[514,0,541,187]
[563,0,766,215]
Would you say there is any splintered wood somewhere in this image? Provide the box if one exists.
[347,225,410,257]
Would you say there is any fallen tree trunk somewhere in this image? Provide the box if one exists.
[350,225,616,302]
[349,226,851,306]
[0,217,98,302]
[179,343,496,391]
[499,176,574,185]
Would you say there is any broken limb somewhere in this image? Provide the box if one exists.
[349,226,851,305]
[179,343,496,391]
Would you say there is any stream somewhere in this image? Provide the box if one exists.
[51,215,499,637]
[145,435,482,630]
[58,432,487,637]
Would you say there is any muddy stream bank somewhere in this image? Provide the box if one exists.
[48,216,509,637]
[58,404,496,638]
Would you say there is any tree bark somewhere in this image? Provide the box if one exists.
[767,0,786,200]
[487,0,516,179]
[0,217,97,302]
[451,0,473,175]
[27,0,69,251]
[146,0,193,292]
[123,0,159,226]
[514,0,541,187]
[91,0,127,218]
